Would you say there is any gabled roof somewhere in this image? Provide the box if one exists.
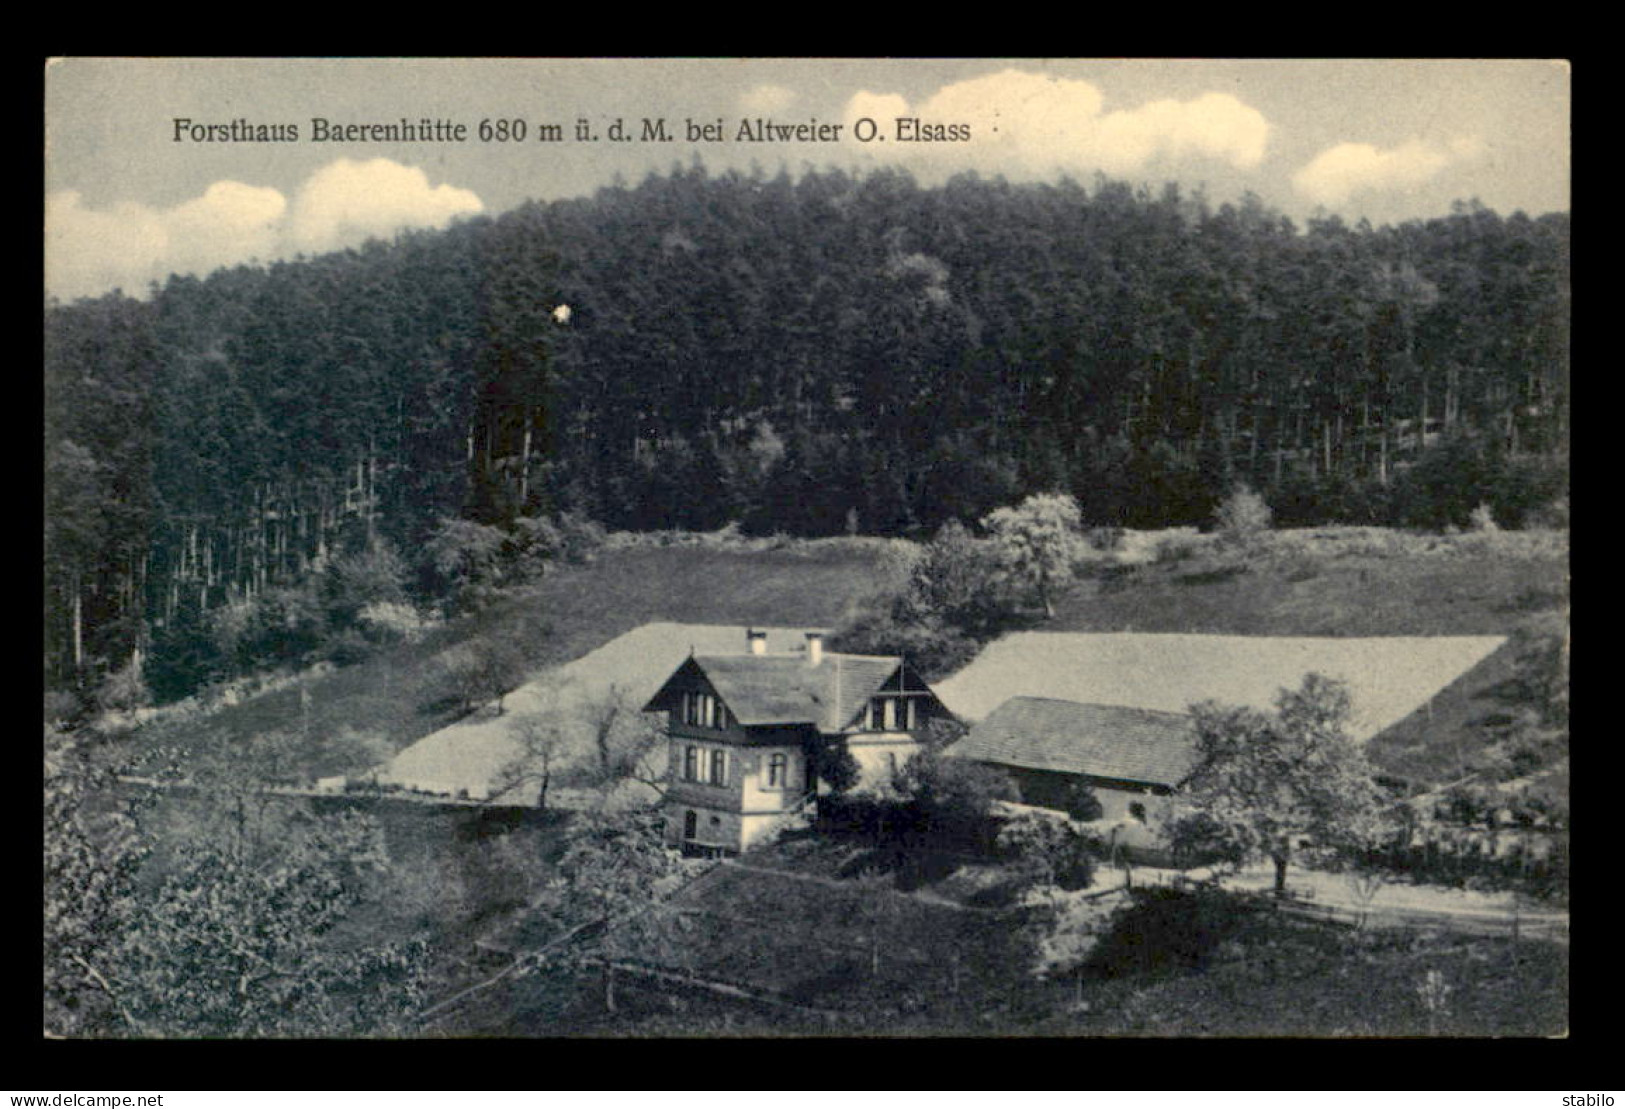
[650,652,907,732]
[945,696,1198,788]
[931,632,1507,741]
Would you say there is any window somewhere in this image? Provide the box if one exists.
[683,691,724,729]
[683,745,699,782]
[683,810,698,840]
[1129,801,1147,823]
[767,752,788,788]
[709,748,728,786]
[868,696,916,731]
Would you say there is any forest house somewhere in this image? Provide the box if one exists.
[643,630,948,854]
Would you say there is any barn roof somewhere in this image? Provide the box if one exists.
[930,632,1506,742]
[658,652,905,731]
[945,696,1199,788]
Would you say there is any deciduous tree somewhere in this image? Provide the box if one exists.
[45,730,430,1038]
[530,808,697,1012]
[982,493,1089,619]
[1162,673,1395,896]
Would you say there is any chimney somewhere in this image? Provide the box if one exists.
[805,631,824,667]
[747,628,768,656]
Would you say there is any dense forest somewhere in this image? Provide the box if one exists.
[44,164,1569,702]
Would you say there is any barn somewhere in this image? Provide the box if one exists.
[943,696,1197,826]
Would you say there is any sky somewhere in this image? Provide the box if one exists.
[44,58,1571,303]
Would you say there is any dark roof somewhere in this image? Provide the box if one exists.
[655,653,906,732]
[944,696,1199,788]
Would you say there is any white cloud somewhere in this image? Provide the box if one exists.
[46,159,483,302]
[286,158,483,255]
[1292,136,1488,207]
[841,69,1269,180]
[46,191,171,300]
[165,180,288,271]
[739,83,797,115]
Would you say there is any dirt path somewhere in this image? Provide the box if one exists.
[1108,860,1568,936]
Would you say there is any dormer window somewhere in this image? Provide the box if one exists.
[866,696,916,731]
[682,691,724,729]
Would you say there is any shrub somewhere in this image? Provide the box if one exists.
[44,689,82,728]
[322,628,375,667]
[1088,526,1126,554]
[94,659,150,718]
[995,807,1099,891]
[1526,495,1569,530]
[322,535,409,629]
[356,601,429,644]
[828,610,979,683]
[813,740,863,796]
[1154,533,1207,565]
[894,749,1018,850]
[1214,484,1274,546]
[1083,887,1259,979]
[1469,503,1501,533]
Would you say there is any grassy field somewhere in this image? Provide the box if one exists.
[129,526,1566,790]
[113,524,1567,1037]
[1056,527,1568,787]
[1047,895,1569,1037]
[129,539,893,778]
[440,836,1568,1038]
[1059,527,1567,638]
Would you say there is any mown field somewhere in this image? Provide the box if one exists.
[1058,528,1568,787]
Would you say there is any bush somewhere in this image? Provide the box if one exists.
[1154,534,1206,565]
[322,628,375,667]
[813,740,863,796]
[1088,526,1126,554]
[322,535,409,629]
[1083,887,1259,979]
[828,610,979,683]
[44,689,82,728]
[1214,484,1274,546]
[894,750,1018,850]
[356,601,429,644]
[1526,495,1569,530]
[94,659,150,718]
[995,807,1099,891]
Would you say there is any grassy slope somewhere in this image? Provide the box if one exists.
[126,526,1568,1036]
[132,527,1566,790]
[133,540,892,777]
[1043,528,1569,787]
[1053,529,1565,638]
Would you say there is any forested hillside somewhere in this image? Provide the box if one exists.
[44,165,1569,700]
